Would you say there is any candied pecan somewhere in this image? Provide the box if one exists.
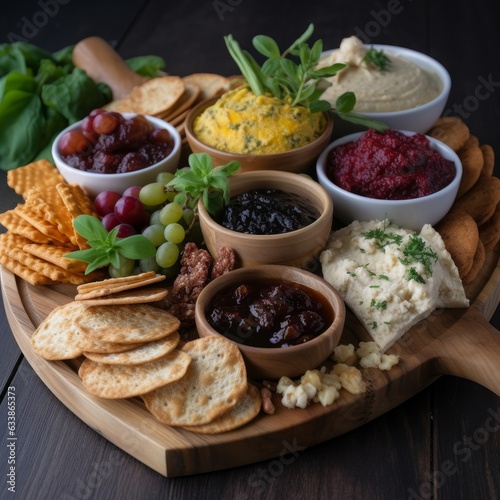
[211,246,236,279]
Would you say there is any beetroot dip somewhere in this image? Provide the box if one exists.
[325,129,456,200]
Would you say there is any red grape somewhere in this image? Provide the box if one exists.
[58,130,92,156]
[115,223,137,238]
[114,196,149,228]
[93,112,120,135]
[101,212,120,231]
[94,190,122,216]
[122,185,142,199]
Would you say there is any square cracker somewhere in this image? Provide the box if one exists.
[7,159,65,198]
[23,243,88,273]
[0,210,55,244]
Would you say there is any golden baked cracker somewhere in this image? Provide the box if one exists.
[56,183,97,248]
[168,109,189,127]
[457,144,484,198]
[83,332,180,365]
[480,144,495,177]
[7,159,65,198]
[74,303,180,344]
[462,134,479,149]
[75,274,166,299]
[161,81,200,121]
[78,287,168,305]
[452,175,500,225]
[4,245,98,285]
[78,349,192,399]
[25,186,78,246]
[76,271,158,294]
[23,243,87,273]
[435,212,479,278]
[182,73,230,101]
[182,384,261,434]
[478,203,500,252]
[142,336,247,427]
[78,336,142,355]
[0,253,56,286]
[427,117,470,152]
[127,76,185,116]
[0,232,34,252]
[0,210,54,244]
[15,203,70,244]
[462,240,486,285]
[31,301,87,360]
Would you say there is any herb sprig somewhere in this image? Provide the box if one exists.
[224,24,388,132]
[166,153,240,219]
[400,235,438,276]
[65,215,155,274]
[363,47,391,71]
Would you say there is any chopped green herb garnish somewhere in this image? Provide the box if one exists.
[379,274,389,280]
[370,299,388,310]
[400,235,438,276]
[363,47,391,71]
[372,321,378,329]
[362,220,403,250]
[405,267,426,284]
[347,271,357,277]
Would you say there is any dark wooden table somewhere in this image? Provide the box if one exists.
[1,1,499,499]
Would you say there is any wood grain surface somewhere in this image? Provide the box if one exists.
[2,245,498,476]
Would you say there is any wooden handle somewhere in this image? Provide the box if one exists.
[434,309,500,396]
[72,36,147,99]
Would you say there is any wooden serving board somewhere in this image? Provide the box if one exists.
[2,247,500,477]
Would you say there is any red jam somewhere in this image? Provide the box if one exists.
[207,281,332,348]
[325,129,456,200]
[58,109,174,174]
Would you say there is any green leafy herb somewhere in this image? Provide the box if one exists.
[405,267,427,284]
[65,215,155,274]
[370,299,388,310]
[363,47,391,71]
[362,220,403,250]
[166,153,240,219]
[223,25,387,132]
[400,235,438,276]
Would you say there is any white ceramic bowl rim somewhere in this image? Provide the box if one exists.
[199,171,333,241]
[200,265,343,353]
[317,130,462,205]
[52,112,182,179]
[321,44,451,117]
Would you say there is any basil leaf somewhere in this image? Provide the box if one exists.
[73,215,108,242]
[85,254,112,274]
[114,235,156,259]
[335,91,356,113]
[335,111,388,133]
[284,23,314,57]
[65,247,104,264]
[252,35,280,59]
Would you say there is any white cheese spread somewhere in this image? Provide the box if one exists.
[320,220,469,351]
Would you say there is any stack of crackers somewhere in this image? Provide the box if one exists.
[31,272,262,434]
[0,159,107,286]
[427,117,500,284]
[104,73,231,142]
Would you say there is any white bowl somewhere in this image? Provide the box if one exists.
[316,130,462,231]
[52,113,182,198]
[322,44,451,134]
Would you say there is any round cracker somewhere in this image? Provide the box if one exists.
[142,336,247,427]
[462,239,486,285]
[78,349,192,399]
[128,76,185,116]
[74,303,180,344]
[182,73,230,101]
[427,117,470,152]
[31,301,88,360]
[457,144,484,198]
[182,384,262,434]
[435,212,479,278]
[161,82,201,122]
[83,332,180,365]
[480,144,495,177]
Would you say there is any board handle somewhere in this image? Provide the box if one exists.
[435,309,500,396]
[72,36,147,99]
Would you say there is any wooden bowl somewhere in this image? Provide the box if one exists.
[198,170,334,269]
[195,265,346,380]
[185,97,334,174]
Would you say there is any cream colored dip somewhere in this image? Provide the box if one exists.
[318,36,442,113]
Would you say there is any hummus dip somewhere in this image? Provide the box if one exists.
[193,86,327,154]
[320,219,468,351]
[317,36,442,113]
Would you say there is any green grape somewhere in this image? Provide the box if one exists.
[156,241,180,268]
[159,202,183,225]
[142,223,167,247]
[165,191,177,202]
[164,223,185,244]
[150,209,162,225]
[156,171,175,185]
[139,256,160,273]
[139,182,169,206]
[182,207,196,226]
[158,261,181,280]
[108,256,135,278]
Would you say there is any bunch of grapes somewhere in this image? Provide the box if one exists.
[93,172,201,278]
